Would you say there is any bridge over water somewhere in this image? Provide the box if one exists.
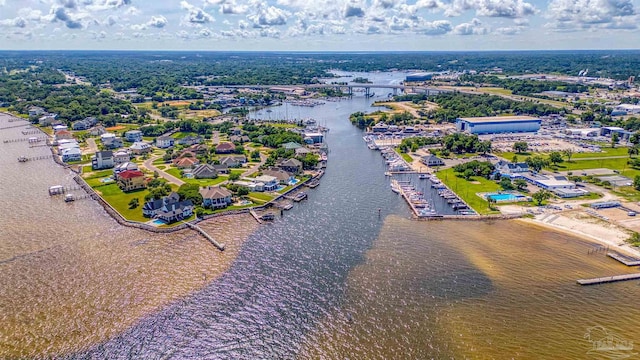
[219,84,447,97]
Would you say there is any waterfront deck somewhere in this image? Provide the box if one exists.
[607,252,640,266]
[577,273,640,285]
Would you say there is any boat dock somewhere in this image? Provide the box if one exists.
[577,273,640,285]
[4,137,48,143]
[0,124,31,131]
[186,223,225,251]
[19,154,54,162]
[249,210,263,224]
[607,252,640,266]
[48,184,83,195]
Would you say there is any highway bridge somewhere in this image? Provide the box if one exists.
[218,83,447,96]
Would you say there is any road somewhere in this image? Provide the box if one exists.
[143,155,185,186]
[86,137,98,153]
[241,153,267,177]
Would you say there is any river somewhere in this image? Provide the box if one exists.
[1,72,640,359]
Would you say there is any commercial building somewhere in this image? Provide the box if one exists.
[405,72,433,82]
[455,116,541,135]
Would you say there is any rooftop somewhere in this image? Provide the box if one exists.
[457,116,540,123]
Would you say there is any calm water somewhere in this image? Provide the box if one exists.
[2,72,640,359]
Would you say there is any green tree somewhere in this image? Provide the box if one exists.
[500,177,514,190]
[526,155,549,172]
[549,152,564,166]
[487,196,497,211]
[611,133,620,148]
[634,175,640,191]
[562,149,573,162]
[532,189,551,205]
[228,172,240,181]
[250,149,261,161]
[128,198,139,209]
[514,179,528,191]
[177,183,203,206]
[512,155,519,163]
[513,141,528,153]
[629,146,639,158]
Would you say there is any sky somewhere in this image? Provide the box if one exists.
[0,0,638,51]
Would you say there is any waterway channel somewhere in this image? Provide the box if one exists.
[1,72,640,359]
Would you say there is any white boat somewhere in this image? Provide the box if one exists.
[64,194,75,202]
[419,173,429,179]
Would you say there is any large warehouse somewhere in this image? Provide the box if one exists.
[455,116,541,135]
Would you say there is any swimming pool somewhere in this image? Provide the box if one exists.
[288,178,299,186]
[152,219,166,225]
[486,192,527,202]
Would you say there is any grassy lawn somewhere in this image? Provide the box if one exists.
[152,158,167,165]
[435,168,501,215]
[82,169,113,179]
[270,123,300,129]
[395,148,413,162]
[612,186,640,202]
[248,192,275,202]
[278,185,294,194]
[572,147,629,158]
[82,165,93,173]
[165,167,228,186]
[172,131,197,139]
[93,183,149,222]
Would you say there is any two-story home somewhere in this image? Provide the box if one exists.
[28,106,45,117]
[113,161,139,176]
[113,150,130,164]
[262,168,295,185]
[61,147,82,162]
[495,160,529,177]
[279,158,303,174]
[200,186,233,209]
[130,142,152,155]
[177,135,203,146]
[116,170,146,192]
[156,136,175,149]
[124,130,143,143]
[101,133,123,149]
[142,192,193,222]
[92,150,114,170]
[254,175,279,191]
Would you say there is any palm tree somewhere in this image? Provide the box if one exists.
[563,149,573,162]
[628,146,639,158]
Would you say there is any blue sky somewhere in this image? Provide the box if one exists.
[0,0,638,50]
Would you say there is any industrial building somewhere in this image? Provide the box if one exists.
[405,72,433,82]
[455,116,541,135]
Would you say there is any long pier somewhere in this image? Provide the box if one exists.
[186,223,225,251]
[20,154,54,162]
[0,124,30,130]
[577,273,640,285]
[4,137,47,143]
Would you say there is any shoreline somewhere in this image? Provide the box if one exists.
[516,216,640,258]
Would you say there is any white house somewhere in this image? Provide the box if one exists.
[112,150,130,164]
[124,130,143,143]
[156,136,175,148]
[61,147,82,162]
[92,151,114,170]
[101,133,123,149]
[200,186,233,209]
[130,141,152,155]
[254,175,279,191]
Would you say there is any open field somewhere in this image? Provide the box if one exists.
[93,183,149,222]
[183,109,222,119]
[435,167,501,215]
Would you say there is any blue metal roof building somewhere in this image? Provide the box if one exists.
[455,116,541,135]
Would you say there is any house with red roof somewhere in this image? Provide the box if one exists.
[116,170,146,192]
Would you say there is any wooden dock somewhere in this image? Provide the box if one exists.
[249,210,263,224]
[607,252,640,266]
[186,223,225,251]
[577,273,640,285]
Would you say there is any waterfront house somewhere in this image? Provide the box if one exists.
[55,130,74,141]
[61,147,82,162]
[303,132,324,144]
[28,106,45,117]
[129,141,152,155]
[113,161,138,175]
[215,142,236,154]
[116,170,146,192]
[294,147,312,157]
[124,130,143,143]
[420,154,445,167]
[113,150,130,164]
[263,168,294,184]
[200,186,232,209]
[92,150,114,170]
[143,192,193,222]
[101,133,123,149]
[254,175,279,191]
[279,158,303,174]
[192,164,218,179]
[156,136,175,149]
[38,114,57,126]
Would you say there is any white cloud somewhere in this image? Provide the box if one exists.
[546,0,637,30]
[417,19,452,35]
[181,1,215,24]
[453,18,487,35]
[131,15,167,30]
[247,5,290,27]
